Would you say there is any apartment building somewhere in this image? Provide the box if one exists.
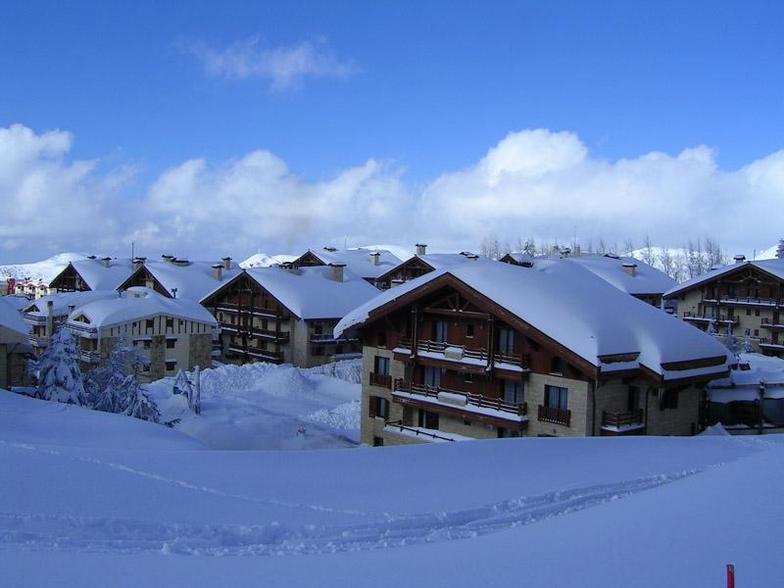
[663,256,784,357]
[49,256,135,293]
[373,244,488,289]
[0,297,31,388]
[291,247,404,285]
[64,287,216,383]
[335,260,730,446]
[201,264,380,367]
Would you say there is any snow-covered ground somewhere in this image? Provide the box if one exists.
[0,251,85,283]
[145,360,361,450]
[1,387,782,586]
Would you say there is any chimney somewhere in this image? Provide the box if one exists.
[68,304,75,313]
[622,262,637,277]
[574,244,581,257]
[162,254,175,263]
[416,243,427,256]
[171,287,178,299]
[370,252,381,266]
[323,246,338,253]
[46,300,54,337]
[222,256,232,270]
[133,256,146,272]
[329,263,346,282]
[734,254,746,264]
[211,263,223,281]
[101,256,111,268]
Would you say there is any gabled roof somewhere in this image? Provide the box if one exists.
[562,255,675,296]
[120,260,242,302]
[203,265,381,320]
[336,260,729,380]
[23,290,121,319]
[294,247,404,280]
[67,288,217,330]
[0,297,30,338]
[50,258,135,291]
[664,258,784,298]
[374,252,490,283]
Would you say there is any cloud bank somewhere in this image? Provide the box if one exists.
[1,123,783,263]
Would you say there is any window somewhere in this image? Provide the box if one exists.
[745,328,751,335]
[314,324,324,335]
[545,385,568,410]
[373,437,384,447]
[424,366,441,388]
[497,328,514,355]
[755,309,761,317]
[165,360,176,372]
[145,319,154,329]
[662,388,679,409]
[754,329,759,337]
[262,319,268,330]
[374,356,390,376]
[502,380,524,405]
[497,428,521,438]
[166,338,176,349]
[418,409,439,430]
[313,346,324,356]
[628,386,640,411]
[143,340,151,349]
[550,356,563,375]
[746,309,751,316]
[370,396,389,419]
[464,373,473,384]
[434,320,448,343]
[466,324,475,338]
[166,318,174,330]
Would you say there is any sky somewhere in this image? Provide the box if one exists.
[1,0,783,263]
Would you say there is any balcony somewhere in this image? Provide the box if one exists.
[718,296,779,308]
[79,350,100,364]
[537,404,571,427]
[601,409,644,430]
[394,379,527,418]
[369,372,392,388]
[310,332,359,344]
[682,312,737,325]
[760,319,784,330]
[384,421,457,443]
[226,345,283,363]
[28,334,50,348]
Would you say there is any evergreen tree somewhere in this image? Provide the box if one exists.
[36,328,86,405]
[776,239,784,260]
[743,335,755,354]
[122,375,160,423]
[724,327,739,356]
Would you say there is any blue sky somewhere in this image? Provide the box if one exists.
[1,1,783,262]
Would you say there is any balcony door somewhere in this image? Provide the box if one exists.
[502,380,524,405]
[433,320,448,343]
[497,327,514,355]
[424,365,441,389]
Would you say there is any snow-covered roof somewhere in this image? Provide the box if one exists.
[561,255,676,296]
[239,253,298,269]
[135,260,243,301]
[336,259,730,379]
[63,258,136,291]
[2,295,35,311]
[300,248,404,279]
[22,290,121,319]
[0,297,30,338]
[67,288,217,330]
[664,258,784,298]
[213,265,381,320]
[708,352,784,389]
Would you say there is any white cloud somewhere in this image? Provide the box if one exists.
[1,124,784,263]
[182,36,357,91]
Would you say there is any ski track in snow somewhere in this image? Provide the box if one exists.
[0,440,706,557]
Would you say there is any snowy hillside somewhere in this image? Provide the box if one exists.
[145,360,361,450]
[0,251,86,283]
[239,252,298,268]
[1,388,782,587]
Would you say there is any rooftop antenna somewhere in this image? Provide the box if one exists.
[131,241,135,260]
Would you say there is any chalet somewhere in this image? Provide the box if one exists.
[201,264,380,367]
[291,247,404,285]
[502,252,675,307]
[373,244,488,289]
[334,259,730,446]
[65,288,216,383]
[49,256,135,293]
[21,291,120,357]
[116,256,242,301]
[0,297,31,388]
[663,256,784,357]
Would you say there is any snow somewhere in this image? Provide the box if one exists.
[68,288,217,330]
[0,252,87,284]
[392,390,526,422]
[707,353,784,403]
[356,244,413,262]
[298,247,405,279]
[664,258,784,298]
[337,260,731,378]
[1,388,783,586]
[563,254,675,295]
[220,265,381,320]
[239,252,298,268]
[21,290,121,320]
[65,257,136,290]
[131,259,243,301]
[0,296,30,337]
[145,360,361,450]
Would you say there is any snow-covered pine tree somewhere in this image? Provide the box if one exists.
[36,327,86,405]
[743,334,755,353]
[122,375,160,423]
[724,327,739,356]
[706,319,717,337]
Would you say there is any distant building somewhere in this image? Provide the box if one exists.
[0,297,31,388]
[663,256,784,357]
[49,256,135,293]
[201,264,380,367]
[335,259,730,446]
[291,247,404,286]
[374,244,488,289]
[117,256,242,301]
[64,288,216,383]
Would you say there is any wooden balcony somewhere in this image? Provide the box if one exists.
[394,379,527,417]
[384,420,456,442]
[537,404,571,426]
[226,345,283,363]
[602,409,644,429]
[369,372,392,388]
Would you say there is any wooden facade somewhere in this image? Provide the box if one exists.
[118,266,172,298]
[374,257,438,290]
[49,263,91,292]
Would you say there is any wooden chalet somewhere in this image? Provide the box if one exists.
[49,256,135,293]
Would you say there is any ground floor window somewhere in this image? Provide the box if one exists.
[370,396,389,419]
[373,436,384,447]
[497,427,521,438]
[545,385,568,410]
[418,409,439,430]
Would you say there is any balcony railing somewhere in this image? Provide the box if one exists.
[29,335,50,347]
[79,350,100,364]
[394,379,527,417]
[369,372,392,388]
[537,404,571,426]
[718,296,779,307]
[760,318,784,330]
[602,409,644,429]
[395,337,528,370]
[310,333,359,343]
[682,312,737,324]
[384,421,456,442]
[226,345,283,363]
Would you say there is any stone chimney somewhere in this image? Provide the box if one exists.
[370,252,381,266]
[46,300,54,337]
[101,256,112,268]
[734,254,746,264]
[222,256,232,270]
[329,263,346,282]
[212,263,223,281]
[415,243,427,256]
[622,262,637,277]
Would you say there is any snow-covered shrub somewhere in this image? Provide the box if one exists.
[36,327,86,405]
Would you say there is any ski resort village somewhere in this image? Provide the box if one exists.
[4,3,784,586]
